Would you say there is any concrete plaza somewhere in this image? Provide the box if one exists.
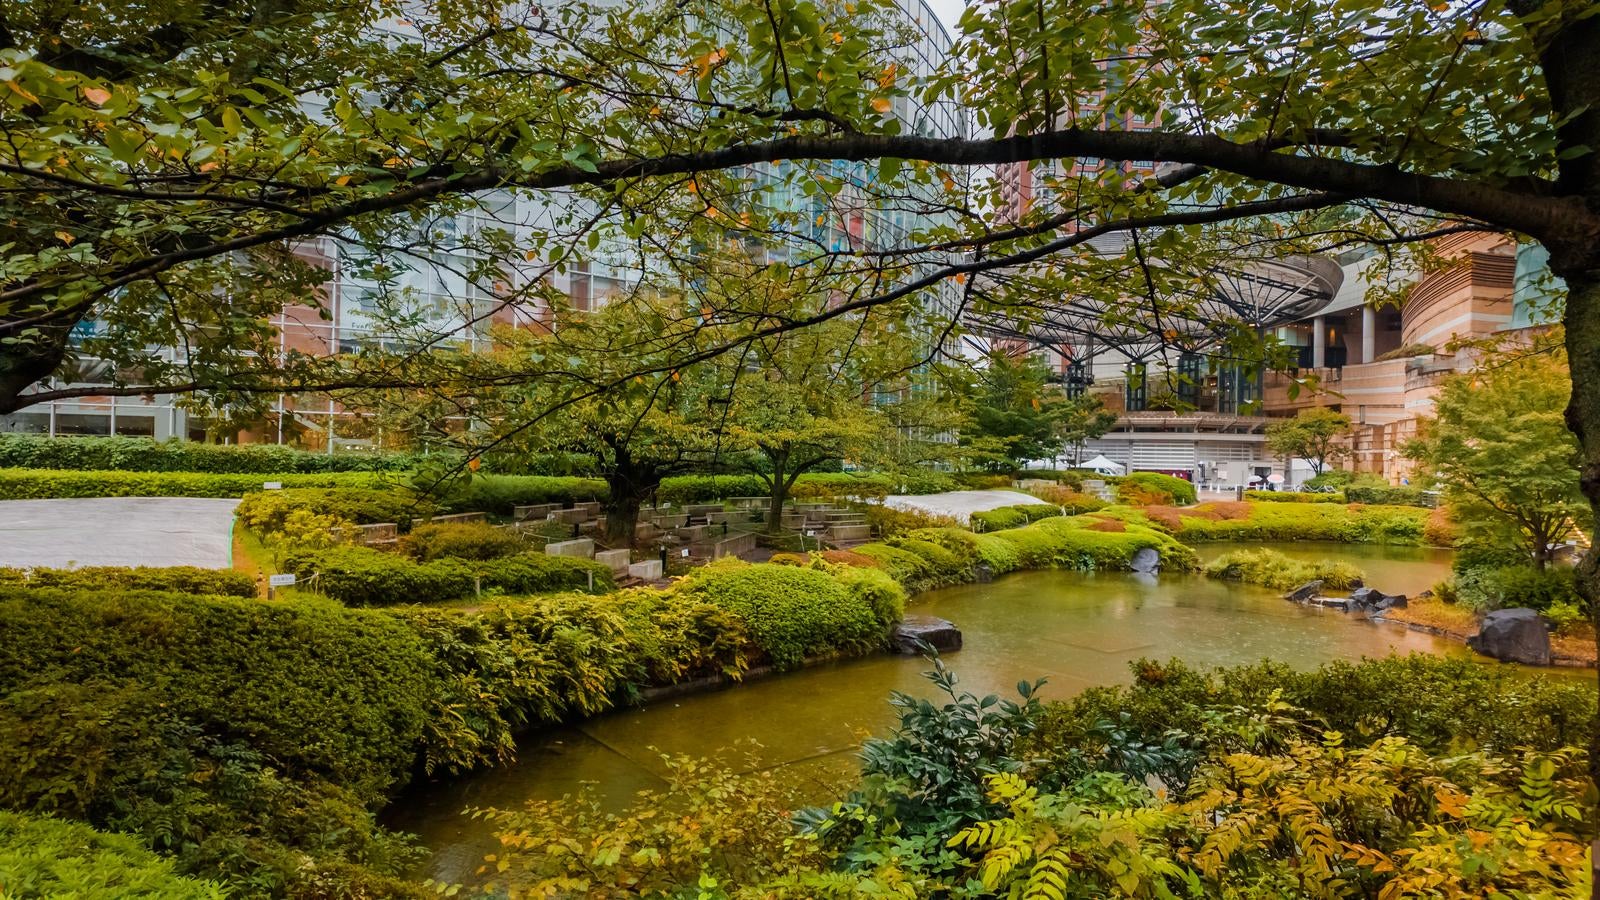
[0,497,240,569]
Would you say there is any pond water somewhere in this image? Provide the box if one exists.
[387,542,1560,884]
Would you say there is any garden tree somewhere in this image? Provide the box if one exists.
[960,348,1067,472]
[482,302,722,547]
[715,320,898,533]
[1265,407,1353,476]
[9,0,1600,695]
[1406,338,1591,571]
[1054,395,1119,467]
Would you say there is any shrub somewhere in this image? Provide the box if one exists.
[674,562,885,668]
[859,502,961,537]
[1245,490,1345,503]
[1026,483,1106,511]
[1344,475,1430,506]
[1202,548,1364,591]
[1132,500,1432,544]
[852,542,940,593]
[437,474,606,514]
[286,546,610,605]
[827,564,907,631]
[0,433,419,474]
[1303,469,1358,490]
[956,472,1015,490]
[969,505,1028,532]
[400,521,528,561]
[1455,565,1583,614]
[235,486,431,533]
[1114,472,1197,506]
[0,810,227,899]
[0,467,386,499]
[0,565,255,597]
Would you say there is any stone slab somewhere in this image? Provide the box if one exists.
[880,490,1047,526]
[514,503,558,521]
[891,615,963,654]
[628,559,664,580]
[544,538,595,559]
[594,548,632,573]
[828,524,871,542]
[711,532,757,559]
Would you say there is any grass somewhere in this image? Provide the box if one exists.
[1097,500,1436,545]
[1385,598,1598,666]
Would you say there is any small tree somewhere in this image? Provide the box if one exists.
[1266,407,1353,476]
[719,321,895,533]
[1405,340,1589,570]
[959,349,1067,472]
[1054,395,1119,467]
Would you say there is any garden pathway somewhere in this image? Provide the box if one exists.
[0,497,240,569]
[880,489,1047,525]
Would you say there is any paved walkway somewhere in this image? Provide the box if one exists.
[0,497,240,569]
[882,489,1047,525]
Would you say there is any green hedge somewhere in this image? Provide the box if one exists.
[673,561,889,668]
[853,516,1197,594]
[0,467,388,500]
[400,521,529,561]
[1345,484,1431,507]
[0,565,254,598]
[1114,471,1198,505]
[1244,490,1347,503]
[236,486,434,531]
[1454,565,1583,614]
[284,546,612,605]
[0,434,421,474]
[0,811,227,899]
[969,503,1063,532]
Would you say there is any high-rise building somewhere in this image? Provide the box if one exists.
[2,1,968,448]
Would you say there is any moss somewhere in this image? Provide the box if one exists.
[1202,548,1365,591]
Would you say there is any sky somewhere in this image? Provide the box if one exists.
[924,0,968,33]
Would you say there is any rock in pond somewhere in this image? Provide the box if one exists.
[1349,587,1407,611]
[1129,547,1161,574]
[1284,580,1323,603]
[1467,608,1551,666]
[891,615,963,654]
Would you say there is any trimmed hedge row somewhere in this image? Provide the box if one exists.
[1244,490,1347,503]
[0,467,388,500]
[1202,548,1365,591]
[969,503,1064,532]
[283,546,613,605]
[0,434,420,474]
[1345,483,1431,507]
[0,467,946,507]
[0,565,255,598]
[851,515,1198,594]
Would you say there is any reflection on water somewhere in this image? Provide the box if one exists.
[387,542,1568,884]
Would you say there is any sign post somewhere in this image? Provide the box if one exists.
[267,572,296,599]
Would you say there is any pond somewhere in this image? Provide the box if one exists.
[385,542,1545,884]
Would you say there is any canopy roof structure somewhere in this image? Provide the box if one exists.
[965,234,1345,366]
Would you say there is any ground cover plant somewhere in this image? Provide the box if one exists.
[0,565,255,597]
[477,656,1595,898]
[0,810,228,899]
[968,502,1064,532]
[1202,548,1364,591]
[1102,500,1435,544]
[1112,471,1197,506]
[282,545,612,605]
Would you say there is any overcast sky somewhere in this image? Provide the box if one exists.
[924,0,968,33]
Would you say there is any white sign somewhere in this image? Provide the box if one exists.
[268,573,297,587]
[1266,473,1285,485]
[262,481,283,490]
[681,548,691,557]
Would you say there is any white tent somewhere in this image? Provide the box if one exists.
[1080,454,1125,475]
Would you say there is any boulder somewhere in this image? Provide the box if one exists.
[1284,580,1323,603]
[1467,608,1552,666]
[1373,593,1408,612]
[627,559,664,581]
[891,615,963,655]
[1129,547,1161,574]
[1351,587,1409,612]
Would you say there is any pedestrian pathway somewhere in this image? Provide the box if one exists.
[881,489,1046,525]
[0,497,240,569]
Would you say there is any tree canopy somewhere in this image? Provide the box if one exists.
[1266,407,1353,476]
[1406,338,1590,570]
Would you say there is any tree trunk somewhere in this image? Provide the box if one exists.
[765,450,788,534]
[602,484,646,548]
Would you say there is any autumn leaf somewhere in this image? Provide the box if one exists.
[871,97,892,114]
[82,86,112,106]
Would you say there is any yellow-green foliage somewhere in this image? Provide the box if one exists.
[0,565,255,597]
[853,516,1197,594]
[0,811,227,899]
[1203,549,1365,591]
[672,561,884,669]
[1105,501,1433,544]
